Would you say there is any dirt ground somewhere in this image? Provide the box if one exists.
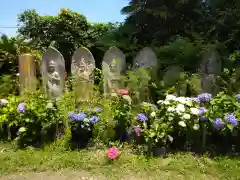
[1,171,101,180]
[1,170,167,180]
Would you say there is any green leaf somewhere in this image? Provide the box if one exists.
[227,124,234,131]
[19,127,27,133]
[25,118,30,122]
[178,121,186,127]
[159,132,165,138]
[143,122,148,129]
[149,132,156,138]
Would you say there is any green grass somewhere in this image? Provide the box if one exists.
[0,143,240,180]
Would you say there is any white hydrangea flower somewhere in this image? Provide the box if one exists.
[176,104,185,112]
[176,97,187,104]
[150,111,156,117]
[163,100,170,105]
[166,94,177,101]
[190,108,199,115]
[183,113,191,120]
[0,99,8,105]
[167,107,175,112]
[157,100,163,104]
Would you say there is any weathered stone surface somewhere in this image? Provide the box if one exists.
[102,46,126,96]
[199,50,221,94]
[19,54,37,94]
[71,47,95,102]
[41,47,65,99]
[133,47,157,69]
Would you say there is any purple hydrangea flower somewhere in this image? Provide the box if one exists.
[198,107,207,116]
[137,113,148,122]
[134,125,141,136]
[236,94,240,100]
[225,113,238,127]
[17,103,26,113]
[197,93,212,103]
[213,118,224,130]
[90,116,100,124]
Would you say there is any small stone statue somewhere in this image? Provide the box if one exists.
[102,46,126,97]
[108,58,120,94]
[47,60,61,98]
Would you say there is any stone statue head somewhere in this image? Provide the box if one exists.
[79,58,86,72]
[110,58,118,72]
[48,60,57,73]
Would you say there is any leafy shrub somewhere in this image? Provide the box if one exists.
[68,106,102,149]
[110,89,133,142]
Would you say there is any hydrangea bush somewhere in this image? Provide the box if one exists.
[208,92,240,132]
[1,88,240,156]
[110,89,133,141]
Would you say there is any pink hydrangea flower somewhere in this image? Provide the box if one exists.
[117,89,129,95]
[135,125,141,137]
[106,147,120,160]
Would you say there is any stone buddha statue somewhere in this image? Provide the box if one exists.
[78,58,91,81]
[108,58,120,93]
[75,58,93,104]
[47,60,61,98]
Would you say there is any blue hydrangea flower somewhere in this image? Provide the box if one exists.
[236,94,240,100]
[90,116,100,124]
[225,113,238,127]
[213,118,224,130]
[76,112,86,121]
[190,97,200,103]
[68,112,77,120]
[92,107,102,113]
[200,117,208,121]
[17,103,26,113]
[198,107,207,116]
[137,113,148,122]
[197,93,212,103]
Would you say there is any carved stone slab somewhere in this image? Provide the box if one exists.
[133,47,157,69]
[41,47,65,99]
[19,54,37,94]
[102,46,126,96]
[71,47,95,102]
[199,50,221,94]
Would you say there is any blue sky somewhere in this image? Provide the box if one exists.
[0,0,128,36]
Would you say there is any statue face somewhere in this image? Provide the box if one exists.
[48,60,56,73]
[110,59,117,72]
[79,58,86,72]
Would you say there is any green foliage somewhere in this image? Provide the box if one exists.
[92,98,116,144]
[158,38,203,71]
[0,75,19,97]
[0,34,43,74]
[17,9,114,73]
[125,68,152,103]
[110,92,133,141]
[208,92,240,132]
